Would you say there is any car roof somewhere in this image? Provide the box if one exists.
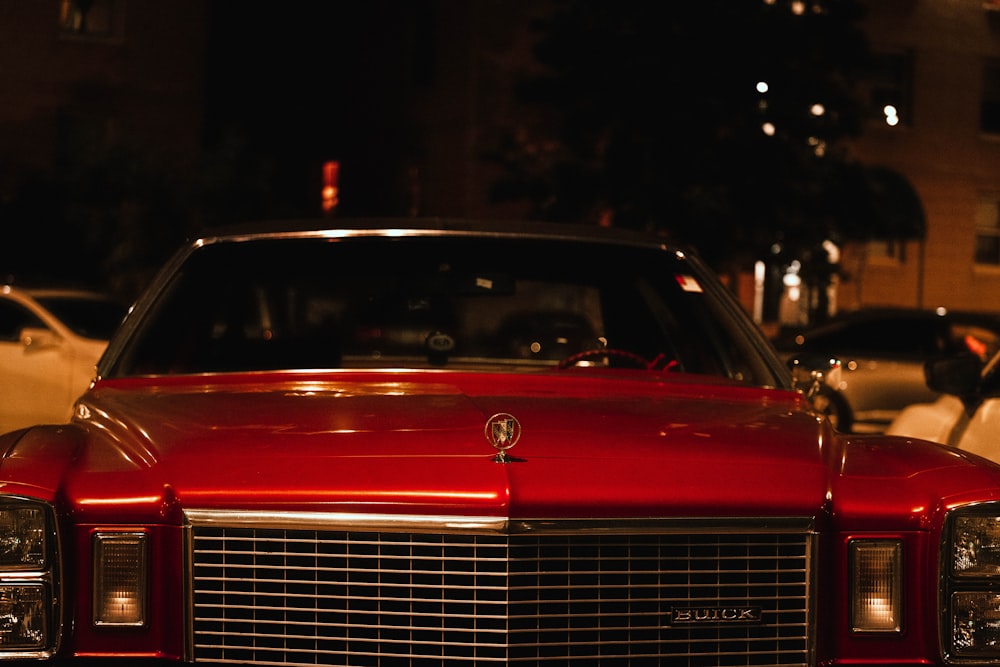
[194,218,683,251]
[1,284,119,301]
[771,306,1000,350]
[809,307,1000,329]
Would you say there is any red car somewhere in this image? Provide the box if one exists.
[1,219,999,666]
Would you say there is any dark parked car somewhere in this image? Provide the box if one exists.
[774,307,1000,433]
[3,219,1000,666]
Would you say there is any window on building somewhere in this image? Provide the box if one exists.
[982,61,1000,135]
[975,196,1000,266]
[867,239,906,264]
[58,0,118,40]
[868,51,913,128]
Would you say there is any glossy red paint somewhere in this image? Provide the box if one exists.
[3,369,987,533]
[50,371,822,519]
[6,368,998,663]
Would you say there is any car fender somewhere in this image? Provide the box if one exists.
[0,424,87,501]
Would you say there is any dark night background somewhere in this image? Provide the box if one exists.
[1,0,917,319]
[202,2,437,219]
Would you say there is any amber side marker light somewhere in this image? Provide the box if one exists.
[93,532,147,627]
[850,539,902,632]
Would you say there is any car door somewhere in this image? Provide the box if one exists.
[953,354,1000,462]
[0,297,73,432]
[810,316,940,431]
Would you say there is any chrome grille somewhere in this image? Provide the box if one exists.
[187,513,814,666]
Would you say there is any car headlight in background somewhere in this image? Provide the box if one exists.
[850,539,902,632]
[945,507,1000,661]
[0,497,58,655]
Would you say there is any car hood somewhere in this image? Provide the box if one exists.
[10,372,999,525]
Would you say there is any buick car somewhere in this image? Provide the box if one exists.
[2,219,1000,666]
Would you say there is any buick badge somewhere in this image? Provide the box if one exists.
[485,412,521,463]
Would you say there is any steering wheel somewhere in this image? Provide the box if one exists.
[557,347,652,370]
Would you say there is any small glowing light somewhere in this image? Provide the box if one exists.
[754,260,766,282]
[822,239,840,263]
[883,105,900,127]
[783,261,802,301]
[762,122,776,136]
[756,81,769,94]
[791,1,806,15]
[865,596,895,626]
[810,103,825,116]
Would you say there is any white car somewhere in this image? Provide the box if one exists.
[0,285,127,433]
[887,351,1000,460]
[775,307,1000,433]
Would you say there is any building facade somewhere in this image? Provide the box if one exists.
[842,0,1000,314]
[0,0,206,184]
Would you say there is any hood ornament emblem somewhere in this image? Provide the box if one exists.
[485,412,521,463]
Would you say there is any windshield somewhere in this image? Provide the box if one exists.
[35,296,127,340]
[106,235,787,387]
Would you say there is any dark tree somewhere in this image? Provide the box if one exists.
[492,0,922,320]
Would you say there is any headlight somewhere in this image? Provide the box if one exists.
[945,507,1000,661]
[0,585,48,649]
[0,497,58,657]
[0,500,47,569]
[953,515,1000,577]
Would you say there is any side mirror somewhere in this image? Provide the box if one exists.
[788,354,842,399]
[924,353,983,399]
[19,327,61,352]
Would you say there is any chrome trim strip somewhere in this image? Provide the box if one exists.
[183,522,193,663]
[183,509,814,535]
